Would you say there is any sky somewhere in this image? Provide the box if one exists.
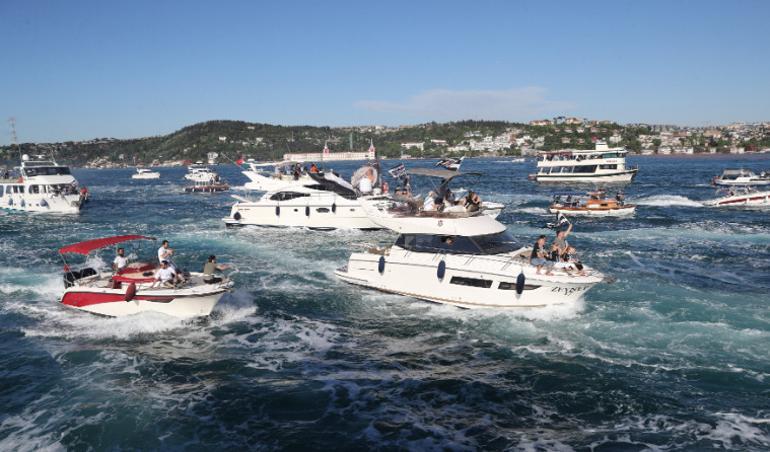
[1,0,769,144]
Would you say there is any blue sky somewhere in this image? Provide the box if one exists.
[1,0,769,144]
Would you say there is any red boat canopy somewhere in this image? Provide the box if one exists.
[59,235,155,255]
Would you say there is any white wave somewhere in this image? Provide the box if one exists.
[516,206,548,215]
[635,195,703,207]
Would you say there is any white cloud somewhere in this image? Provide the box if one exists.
[354,87,573,122]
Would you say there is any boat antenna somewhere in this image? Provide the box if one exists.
[8,117,22,161]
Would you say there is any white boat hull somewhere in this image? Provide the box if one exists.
[223,193,382,230]
[132,173,160,180]
[61,284,227,318]
[1,192,82,214]
[704,191,770,207]
[532,169,638,183]
[336,248,602,309]
[548,205,636,216]
[713,179,770,187]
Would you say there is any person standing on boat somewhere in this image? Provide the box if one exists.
[112,247,128,272]
[158,240,174,266]
[553,222,573,258]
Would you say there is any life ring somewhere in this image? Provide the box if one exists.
[331,203,337,213]
[233,211,242,221]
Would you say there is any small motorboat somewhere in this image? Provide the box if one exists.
[58,235,232,318]
[436,156,464,171]
[703,187,770,208]
[712,168,770,187]
[131,167,160,180]
[549,190,635,216]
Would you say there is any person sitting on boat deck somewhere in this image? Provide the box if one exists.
[552,223,573,257]
[615,192,625,206]
[154,261,177,288]
[112,247,128,273]
[202,255,229,284]
[530,235,554,275]
[309,163,319,174]
[465,191,481,213]
[563,246,586,276]
[423,191,436,211]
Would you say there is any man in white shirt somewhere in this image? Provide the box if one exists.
[158,240,174,265]
[155,261,177,288]
[112,247,128,272]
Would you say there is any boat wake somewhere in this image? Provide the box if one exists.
[635,195,703,207]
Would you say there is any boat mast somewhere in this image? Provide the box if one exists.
[8,117,22,161]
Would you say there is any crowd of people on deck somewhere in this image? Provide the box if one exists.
[421,188,482,214]
[111,239,229,289]
[529,223,586,276]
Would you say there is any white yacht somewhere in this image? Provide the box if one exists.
[0,154,86,214]
[131,167,160,180]
[529,141,638,183]
[712,168,770,187]
[335,210,604,309]
[240,160,313,192]
[223,171,386,230]
[184,162,218,182]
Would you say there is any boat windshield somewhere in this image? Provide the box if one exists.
[23,166,71,176]
[395,231,520,255]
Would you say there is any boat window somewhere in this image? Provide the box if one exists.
[14,185,24,194]
[29,185,40,194]
[23,166,71,177]
[599,164,617,170]
[498,281,540,290]
[395,231,520,255]
[316,207,330,213]
[450,276,492,288]
[269,191,310,201]
[601,153,619,159]
[0,186,3,196]
[573,165,598,174]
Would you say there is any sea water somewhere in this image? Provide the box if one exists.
[1,155,769,450]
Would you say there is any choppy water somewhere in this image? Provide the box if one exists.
[1,155,769,451]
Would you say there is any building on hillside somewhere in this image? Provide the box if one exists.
[401,142,425,151]
[529,119,552,126]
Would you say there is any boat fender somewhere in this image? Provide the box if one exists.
[40,199,48,207]
[233,211,241,221]
[516,272,525,295]
[305,205,310,217]
[275,205,280,216]
[20,199,25,207]
[437,260,446,280]
[331,203,337,213]
[125,282,137,302]
[378,256,385,274]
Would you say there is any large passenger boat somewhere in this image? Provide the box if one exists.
[0,154,86,214]
[529,141,638,183]
[336,210,604,309]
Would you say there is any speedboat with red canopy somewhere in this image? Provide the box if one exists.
[58,235,232,318]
